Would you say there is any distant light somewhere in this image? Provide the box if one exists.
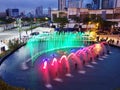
[45,17,48,20]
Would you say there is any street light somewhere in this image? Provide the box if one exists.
[45,17,48,20]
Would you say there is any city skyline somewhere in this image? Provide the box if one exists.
[0,0,57,12]
[0,0,92,12]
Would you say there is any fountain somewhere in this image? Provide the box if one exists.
[39,42,110,88]
[41,61,52,89]
[26,32,90,65]
[59,55,72,77]
[68,53,86,74]
[50,58,63,82]
[24,32,111,89]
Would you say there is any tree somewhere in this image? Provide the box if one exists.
[53,17,68,33]
[71,16,81,23]
[21,17,32,22]
[83,14,92,24]
[83,14,118,33]
[0,17,15,24]
[86,4,92,9]
[0,17,16,31]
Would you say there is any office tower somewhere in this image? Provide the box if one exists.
[58,0,66,11]
[68,0,83,8]
[92,0,116,9]
[92,0,100,9]
[35,6,43,17]
[109,0,114,8]
[48,7,51,17]
[6,8,19,17]
[12,9,19,17]
[6,9,12,17]
[0,12,6,18]
[102,0,109,9]
[115,0,120,8]
[101,0,116,9]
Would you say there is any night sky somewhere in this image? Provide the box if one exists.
[0,0,92,12]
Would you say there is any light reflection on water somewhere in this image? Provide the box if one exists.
[0,42,51,89]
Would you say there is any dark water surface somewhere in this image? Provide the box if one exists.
[0,45,120,90]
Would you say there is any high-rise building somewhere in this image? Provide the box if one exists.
[0,12,6,18]
[68,0,83,8]
[20,11,25,18]
[12,9,19,17]
[35,6,43,17]
[6,9,12,17]
[102,0,109,9]
[115,0,120,8]
[58,0,66,11]
[109,0,114,8]
[6,8,19,17]
[48,7,51,17]
[91,0,116,9]
[92,0,100,9]
[101,0,116,9]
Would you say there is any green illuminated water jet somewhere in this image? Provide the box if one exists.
[27,32,92,64]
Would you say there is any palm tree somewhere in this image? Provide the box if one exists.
[83,14,118,33]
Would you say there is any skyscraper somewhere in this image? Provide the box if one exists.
[58,0,66,11]
[6,8,19,17]
[92,0,116,9]
[109,0,114,8]
[92,0,100,9]
[102,0,109,9]
[68,0,83,8]
[48,7,51,17]
[115,0,120,8]
[35,6,43,17]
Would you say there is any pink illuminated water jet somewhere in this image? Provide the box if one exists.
[59,55,72,77]
[37,41,110,88]
[68,53,83,70]
[50,58,63,82]
[41,61,52,88]
[68,53,86,74]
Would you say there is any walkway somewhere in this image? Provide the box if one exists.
[0,27,54,43]
[99,35,120,47]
